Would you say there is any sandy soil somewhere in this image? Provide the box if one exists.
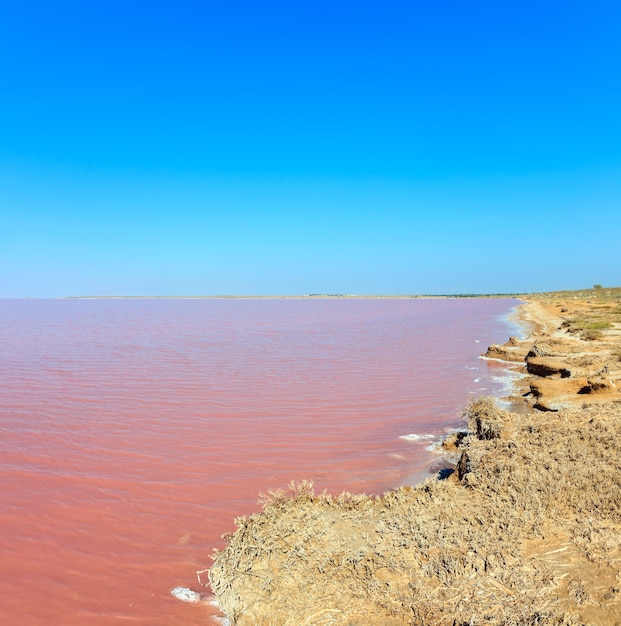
[206,288,621,625]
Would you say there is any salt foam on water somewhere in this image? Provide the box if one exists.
[170,586,202,604]
[399,433,435,442]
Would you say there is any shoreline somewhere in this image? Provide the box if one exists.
[56,294,520,300]
[205,288,621,625]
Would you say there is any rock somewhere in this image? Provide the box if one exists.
[578,378,617,394]
[526,344,552,359]
[529,378,588,412]
[526,357,571,378]
[484,343,529,362]
[456,451,470,480]
[533,399,565,412]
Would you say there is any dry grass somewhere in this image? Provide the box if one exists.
[208,397,621,625]
[529,286,621,304]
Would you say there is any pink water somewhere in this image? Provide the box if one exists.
[0,297,520,625]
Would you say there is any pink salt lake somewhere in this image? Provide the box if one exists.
[0,297,520,624]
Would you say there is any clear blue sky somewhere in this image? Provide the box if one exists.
[1,1,620,297]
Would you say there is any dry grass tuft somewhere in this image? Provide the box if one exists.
[567,579,592,606]
[462,396,505,440]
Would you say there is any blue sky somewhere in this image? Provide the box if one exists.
[1,1,620,296]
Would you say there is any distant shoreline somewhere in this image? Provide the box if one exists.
[59,293,521,300]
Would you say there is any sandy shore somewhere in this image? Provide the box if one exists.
[206,288,621,625]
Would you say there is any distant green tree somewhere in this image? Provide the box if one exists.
[594,284,603,289]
